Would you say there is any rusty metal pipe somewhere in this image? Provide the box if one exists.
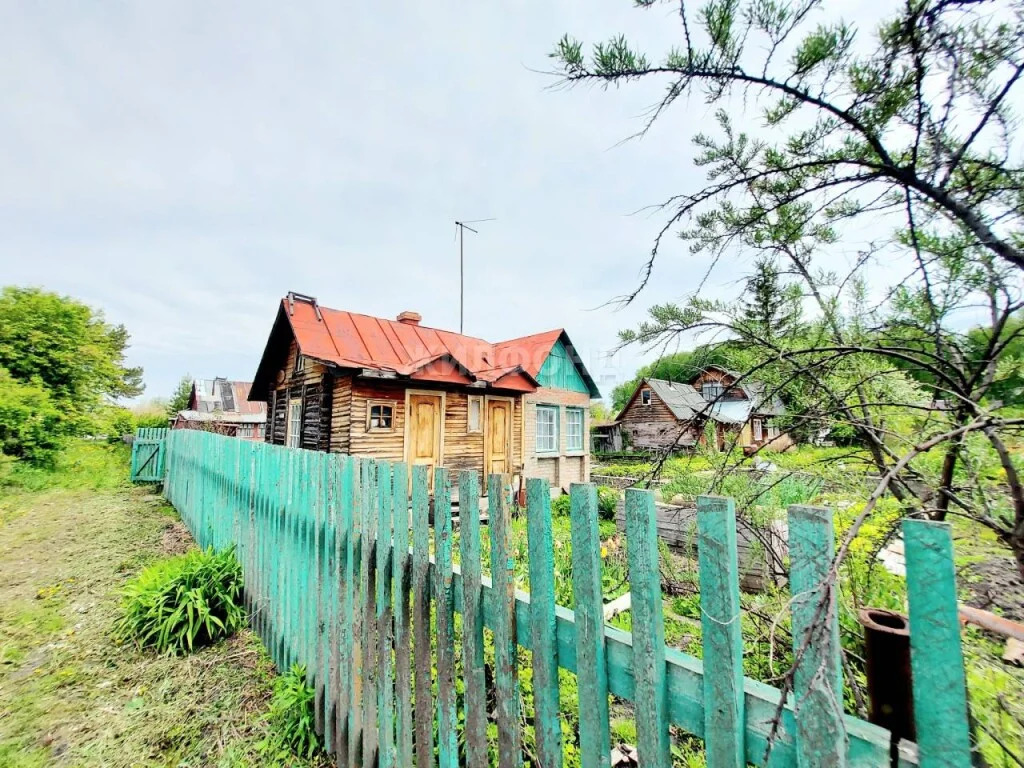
[858,608,915,746]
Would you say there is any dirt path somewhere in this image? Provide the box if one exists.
[0,485,277,767]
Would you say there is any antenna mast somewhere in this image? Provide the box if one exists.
[454,218,494,333]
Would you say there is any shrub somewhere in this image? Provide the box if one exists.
[0,368,66,466]
[259,664,322,762]
[551,494,571,516]
[115,546,244,655]
[596,486,618,521]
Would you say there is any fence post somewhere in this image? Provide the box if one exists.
[625,487,671,768]
[459,470,489,766]
[696,495,745,767]
[788,505,847,767]
[391,462,413,768]
[376,461,396,768]
[526,477,563,768]
[570,483,611,768]
[410,465,434,768]
[434,469,458,768]
[903,519,972,768]
[489,473,522,768]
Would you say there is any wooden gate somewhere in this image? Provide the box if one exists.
[130,428,168,482]
[159,429,972,767]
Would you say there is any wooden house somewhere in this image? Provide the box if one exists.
[249,293,600,492]
[172,378,266,440]
[614,369,789,453]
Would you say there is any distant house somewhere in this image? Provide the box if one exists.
[248,293,600,492]
[614,368,789,453]
[172,378,267,440]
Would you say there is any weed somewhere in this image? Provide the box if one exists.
[258,664,323,763]
[114,546,245,655]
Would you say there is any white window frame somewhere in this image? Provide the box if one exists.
[702,382,724,401]
[535,404,559,454]
[566,407,584,452]
[641,389,651,406]
[467,395,483,434]
[295,353,305,373]
[287,399,302,448]
[752,418,763,442]
[366,400,395,432]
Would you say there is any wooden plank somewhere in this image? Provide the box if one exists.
[360,459,378,766]
[625,488,671,768]
[392,462,414,768]
[337,455,357,768]
[696,495,745,767]
[458,470,488,767]
[410,464,434,768]
[435,469,458,768]
[377,460,396,768]
[489,473,522,767]
[526,477,563,768]
[787,505,846,767]
[570,482,611,768]
[324,453,341,757]
[348,456,365,768]
[903,520,971,768]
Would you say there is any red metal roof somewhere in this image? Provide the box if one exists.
[283,299,564,391]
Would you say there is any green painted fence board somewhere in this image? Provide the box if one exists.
[788,505,846,768]
[337,454,357,767]
[376,460,396,768]
[696,495,745,767]
[526,477,562,768]
[391,462,413,768]
[625,487,671,768]
[434,469,458,768]
[458,470,488,766]
[569,482,611,768]
[410,465,433,768]
[903,519,972,768]
[360,459,378,766]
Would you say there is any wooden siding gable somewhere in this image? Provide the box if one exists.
[536,339,590,395]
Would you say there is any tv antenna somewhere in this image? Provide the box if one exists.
[455,218,495,333]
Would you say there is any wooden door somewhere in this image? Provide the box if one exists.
[486,399,512,475]
[407,393,442,490]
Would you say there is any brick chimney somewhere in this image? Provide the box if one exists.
[397,311,422,325]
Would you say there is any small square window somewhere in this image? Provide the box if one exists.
[467,396,482,433]
[702,382,724,401]
[367,401,394,431]
[641,389,651,406]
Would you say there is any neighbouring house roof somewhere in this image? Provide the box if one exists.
[694,366,786,417]
[175,410,267,424]
[189,379,267,418]
[644,379,711,421]
[250,294,600,399]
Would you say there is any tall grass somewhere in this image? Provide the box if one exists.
[0,440,131,493]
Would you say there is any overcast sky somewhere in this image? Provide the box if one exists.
[1,1,888,404]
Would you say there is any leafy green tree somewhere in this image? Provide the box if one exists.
[0,287,144,434]
[0,368,66,465]
[167,375,193,416]
[737,257,802,346]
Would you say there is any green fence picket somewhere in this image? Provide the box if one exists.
[625,488,671,768]
[410,465,433,768]
[569,482,611,768]
[458,470,488,766]
[696,495,745,767]
[526,477,562,768]
[391,463,413,768]
[788,505,846,767]
[435,469,458,768]
[376,460,396,768]
[904,519,972,768]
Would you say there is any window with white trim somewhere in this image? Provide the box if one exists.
[287,399,302,448]
[752,418,763,442]
[641,389,651,406]
[295,354,305,373]
[536,405,558,453]
[467,396,482,433]
[566,407,584,451]
[702,382,724,401]
[367,401,394,431]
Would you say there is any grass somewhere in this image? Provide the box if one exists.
[0,441,327,767]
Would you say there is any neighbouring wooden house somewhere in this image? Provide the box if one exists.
[248,293,600,493]
[172,378,266,440]
[614,369,789,453]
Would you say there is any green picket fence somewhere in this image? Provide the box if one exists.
[129,427,169,482]
[149,428,970,767]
